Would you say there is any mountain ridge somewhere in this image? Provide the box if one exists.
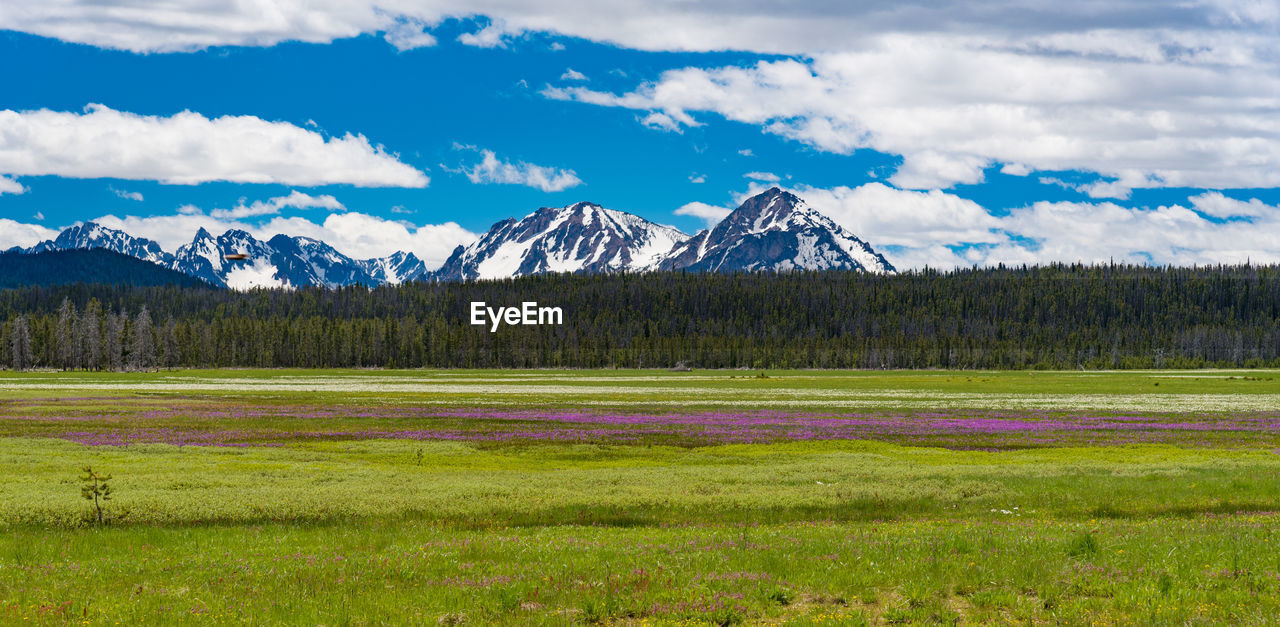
[8,188,894,289]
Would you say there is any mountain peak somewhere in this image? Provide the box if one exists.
[659,187,894,274]
[434,201,689,281]
[30,220,173,267]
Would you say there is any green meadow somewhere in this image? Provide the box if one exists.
[2,369,1280,624]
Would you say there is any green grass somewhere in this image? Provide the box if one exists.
[2,368,1280,624]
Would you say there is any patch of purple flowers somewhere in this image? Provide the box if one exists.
[11,399,1280,449]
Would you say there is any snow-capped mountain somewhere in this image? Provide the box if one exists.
[658,187,895,274]
[27,221,173,267]
[433,201,690,280]
[357,251,430,285]
[23,222,427,290]
[266,234,375,288]
[171,230,384,289]
[14,190,896,288]
[171,228,278,288]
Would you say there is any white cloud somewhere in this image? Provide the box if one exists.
[737,149,754,157]
[993,199,1280,266]
[2,1,1273,55]
[451,145,582,192]
[210,190,344,219]
[673,201,731,227]
[549,42,565,51]
[457,20,510,48]
[0,219,56,250]
[743,171,780,183]
[0,104,428,187]
[0,175,25,195]
[548,34,1280,193]
[1185,191,1271,218]
[7,5,1274,201]
[688,174,706,184]
[112,187,143,201]
[383,17,437,51]
[639,112,684,133]
[560,68,587,81]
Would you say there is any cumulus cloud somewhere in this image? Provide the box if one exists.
[0,219,56,250]
[457,20,511,48]
[639,112,684,133]
[560,68,587,81]
[5,4,1275,201]
[450,145,582,192]
[111,187,143,201]
[210,190,344,219]
[993,198,1280,266]
[1186,191,1272,219]
[0,1,1272,55]
[743,172,780,183]
[548,33,1280,194]
[747,182,1280,269]
[0,175,25,195]
[673,201,732,227]
[0,104,428,187]
[383,17,438,51]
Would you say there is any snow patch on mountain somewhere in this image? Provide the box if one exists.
[224,259,290,290]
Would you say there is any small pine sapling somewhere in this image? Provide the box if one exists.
[80,466,114,525]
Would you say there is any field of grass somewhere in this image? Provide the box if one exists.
[3,369,1280,624]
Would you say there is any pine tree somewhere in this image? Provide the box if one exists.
[10,315,32,371]
[160,317,179,370]
[104,311,124,371]
[56,298,79,370]
[131,306,156,371]
[79,299,103,370]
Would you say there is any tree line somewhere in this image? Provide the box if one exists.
[3,263,1280,370]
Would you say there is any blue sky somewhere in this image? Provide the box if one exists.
[1,2,1278,269]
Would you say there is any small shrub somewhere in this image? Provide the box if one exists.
[79,466,115,525]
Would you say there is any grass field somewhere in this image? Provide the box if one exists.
[3,369,1280,624]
